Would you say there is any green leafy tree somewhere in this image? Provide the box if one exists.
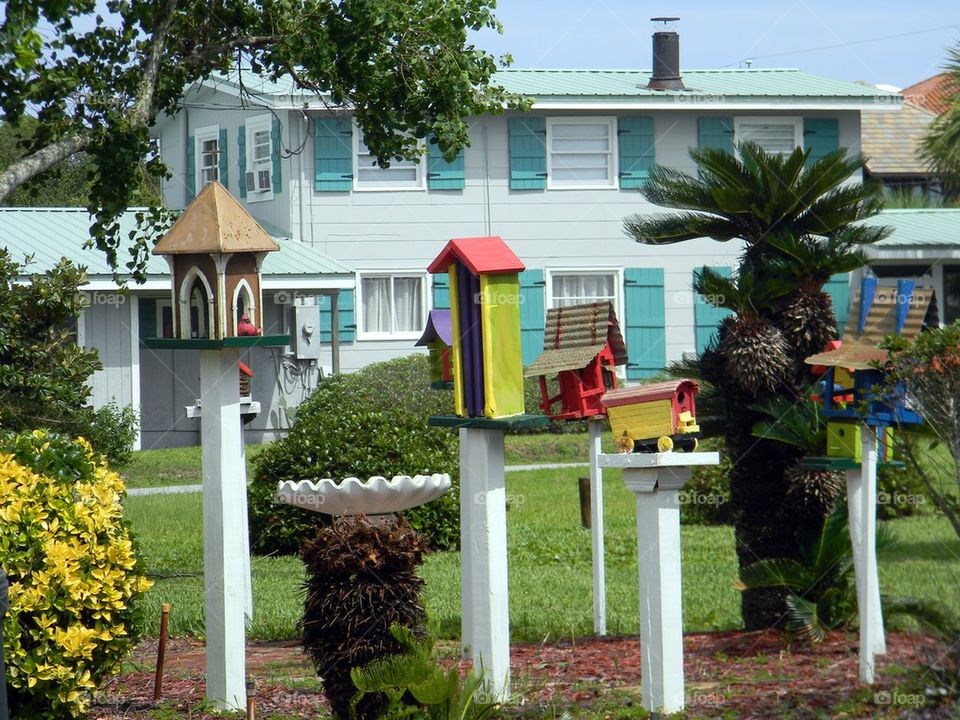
[0,0,523,280]
[920,43,960,194]
[0,117,161,208]
[0,250,102,436]
[624,142,889,629]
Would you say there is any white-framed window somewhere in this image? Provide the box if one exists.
[734,116,802,156]
[547,269,622,322]
[358,272,427,339]
[353,127,425,191]
[546,117,617,189]
[245,114,273,201]
[194,124,220,187]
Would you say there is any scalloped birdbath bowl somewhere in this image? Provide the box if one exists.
[276,473,451,516]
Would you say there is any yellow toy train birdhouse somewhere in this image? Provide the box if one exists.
[601,380,701,453]
[427,236,525,419]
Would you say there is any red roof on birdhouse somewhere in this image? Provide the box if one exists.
[427,236,525,275]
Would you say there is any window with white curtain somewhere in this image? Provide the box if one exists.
[549,272,618,308]
[354,129,424,190]
[360,274,426,337]
[734,117,802,156]
[546,117,616,189]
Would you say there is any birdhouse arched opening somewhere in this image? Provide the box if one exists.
[232,278,256,336]
[180,266,215,340]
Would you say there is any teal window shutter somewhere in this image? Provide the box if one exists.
[314,117,353,192]
[138,299,157,340]
[318,291,356,343]
[618,116,655,189]
[432,274,450,310]
[694,266,734,354]
[218,128,228,188]
[427,137,465,190]
[624,268,666,379]
[186,135,195,202]
[271,116,282,194]
[237,126,247,199]
[823,272,851,335]
[697,117,734,153]
[519,269,545,365]
[803,118,839,166]
[508,117,547,190]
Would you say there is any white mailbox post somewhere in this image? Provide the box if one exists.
[599,451,720,715]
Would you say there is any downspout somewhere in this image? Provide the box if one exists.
[182,107,190,206]
[483,124,492,236]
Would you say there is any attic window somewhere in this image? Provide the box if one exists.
[734,116,802,156]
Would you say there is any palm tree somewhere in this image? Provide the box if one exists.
[920,43,960,195]
[624,142,890,629]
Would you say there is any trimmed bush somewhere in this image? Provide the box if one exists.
[249,355,459,555]
[0,431,152,719]
[82,402,140,466]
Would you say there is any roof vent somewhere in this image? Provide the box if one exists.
[647,17,685,91]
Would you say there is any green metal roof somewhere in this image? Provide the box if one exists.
[0,207,354,280]
[866,209,960,248]
[494,68,895,100]
[200,67,898,106]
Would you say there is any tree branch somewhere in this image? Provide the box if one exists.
[0,133,93,202]
[131,0,180,125]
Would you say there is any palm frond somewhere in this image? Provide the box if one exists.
[785,592,829,643]
[749,393,826,453]
[738,557,816,591]
[624,212,743,245]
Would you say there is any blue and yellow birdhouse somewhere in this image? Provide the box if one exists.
[805,277,935,459]
[427,237,526,419]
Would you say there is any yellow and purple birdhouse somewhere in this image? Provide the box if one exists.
[416,309,454,389]
[427,236,526,418]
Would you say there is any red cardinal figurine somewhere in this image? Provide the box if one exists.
[237,314,259,336]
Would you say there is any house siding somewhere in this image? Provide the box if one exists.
[156,94,863,375]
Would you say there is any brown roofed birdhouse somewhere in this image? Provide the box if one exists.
[152,181,279,340]
[524,301,628,420]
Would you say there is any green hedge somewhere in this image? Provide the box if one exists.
[249,355,459,555]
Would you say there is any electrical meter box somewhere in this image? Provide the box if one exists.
[292,305,322,360]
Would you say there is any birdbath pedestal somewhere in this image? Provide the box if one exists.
[598,451,720,715]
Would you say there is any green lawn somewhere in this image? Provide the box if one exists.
[126,462,960,643]
[121,444,267,489]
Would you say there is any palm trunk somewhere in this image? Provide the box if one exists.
[708,337,829,629]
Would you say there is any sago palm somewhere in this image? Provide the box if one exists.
[625,141,889,629]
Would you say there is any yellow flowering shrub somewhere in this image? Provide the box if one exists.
[0,431,152,719]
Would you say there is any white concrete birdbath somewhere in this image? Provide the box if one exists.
[276,473,451,516]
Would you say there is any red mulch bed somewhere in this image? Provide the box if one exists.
[92,631,950,719]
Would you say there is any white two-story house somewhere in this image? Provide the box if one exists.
[153,43,896,384]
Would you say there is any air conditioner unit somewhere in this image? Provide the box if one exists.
[245,170,271,193]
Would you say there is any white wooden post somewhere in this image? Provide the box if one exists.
[199,348,248,711]
[588,420,606,635]
[458,428,474,657]
[599,452,719,716]
[459,427,511,701]
[846,425,884,684]
[238,435,253,621]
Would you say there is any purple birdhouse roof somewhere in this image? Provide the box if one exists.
[415,309,453,347]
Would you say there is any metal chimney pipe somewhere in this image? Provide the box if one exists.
[647,17,685,90]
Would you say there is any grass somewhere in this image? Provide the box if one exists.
[121,445,266,489]
[125,457,960,643]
